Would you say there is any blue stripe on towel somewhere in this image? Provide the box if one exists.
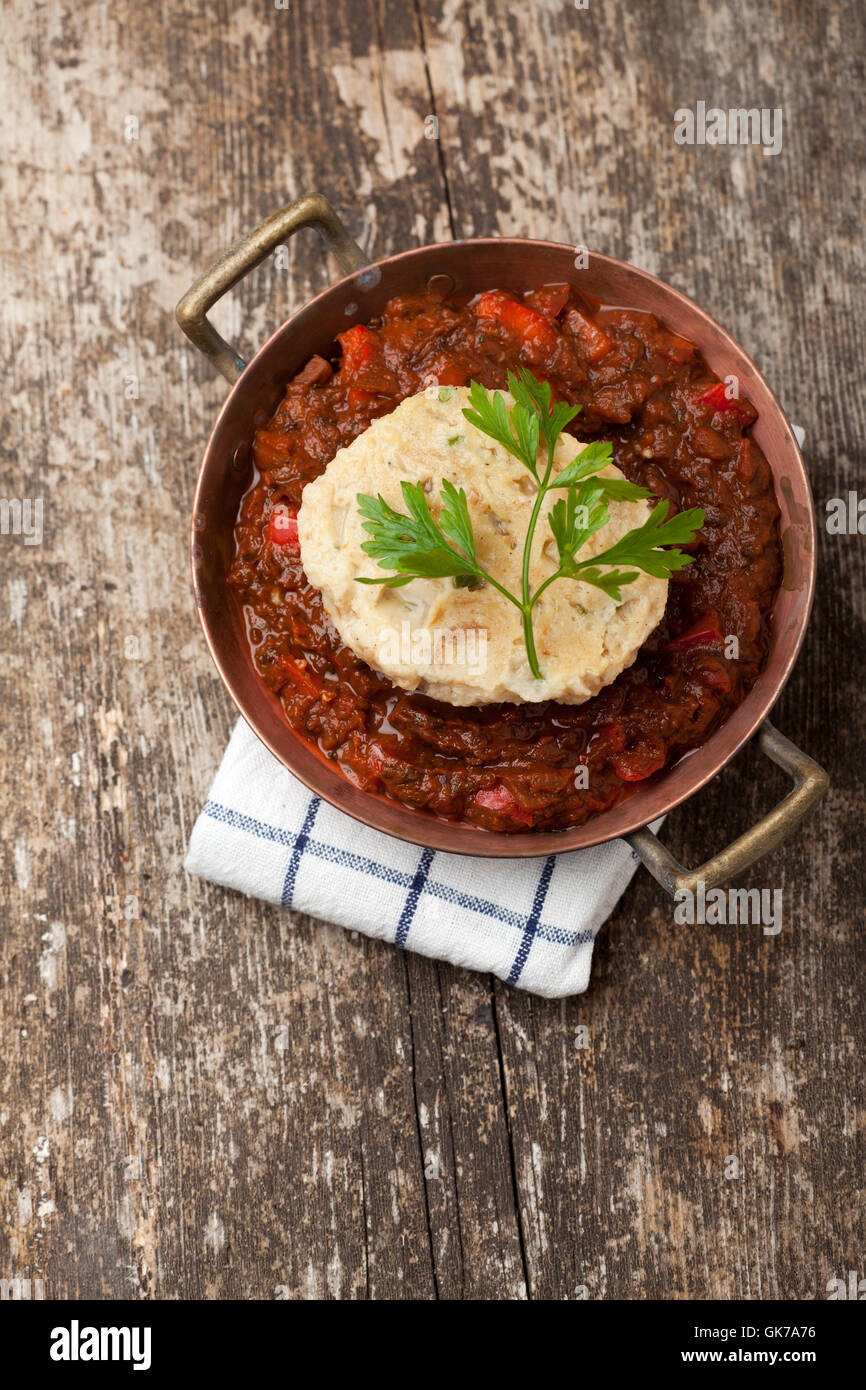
[507,855,556,985]
[281,797,320,907]
[396,847,435,948]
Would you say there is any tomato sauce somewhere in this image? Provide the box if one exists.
[229,285,781,832]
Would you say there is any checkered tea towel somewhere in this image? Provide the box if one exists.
[185,719,658,998]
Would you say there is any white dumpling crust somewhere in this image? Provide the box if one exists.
[298,387,668,706]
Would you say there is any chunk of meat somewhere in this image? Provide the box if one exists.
[563,306,614,363]
[292,354,333,387]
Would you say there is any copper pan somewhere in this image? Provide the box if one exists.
[177,193,827,895]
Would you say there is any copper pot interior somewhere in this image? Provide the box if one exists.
[192,240,815,857]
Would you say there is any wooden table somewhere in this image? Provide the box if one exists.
[1,0,862,1301]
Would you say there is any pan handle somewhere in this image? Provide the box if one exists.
[626,720,828,896]
[175,193,367,383]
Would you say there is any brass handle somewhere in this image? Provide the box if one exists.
[175,193,367,383]
[626,720,828,896]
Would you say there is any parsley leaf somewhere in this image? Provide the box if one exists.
[548,482,611,574]
[438,478,477,565]
[507,367,582,462]
[356,483,479,585]
[575,498,703,579]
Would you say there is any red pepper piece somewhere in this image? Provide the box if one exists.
[475,291,559,357]
[337,323,377,375]
[697,382,756,421]
[347,386,378,407]
[266,506,299,548]
[474,782,533,826]
[664,608,723,653]
[563,306,614,363]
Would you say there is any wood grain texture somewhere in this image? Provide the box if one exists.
[0,0,863,1300]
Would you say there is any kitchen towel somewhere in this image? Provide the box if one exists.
[185,718,656,998]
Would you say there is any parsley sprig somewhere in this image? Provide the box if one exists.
[356,368,704,679]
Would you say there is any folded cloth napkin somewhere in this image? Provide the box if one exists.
[185,719,656,998]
